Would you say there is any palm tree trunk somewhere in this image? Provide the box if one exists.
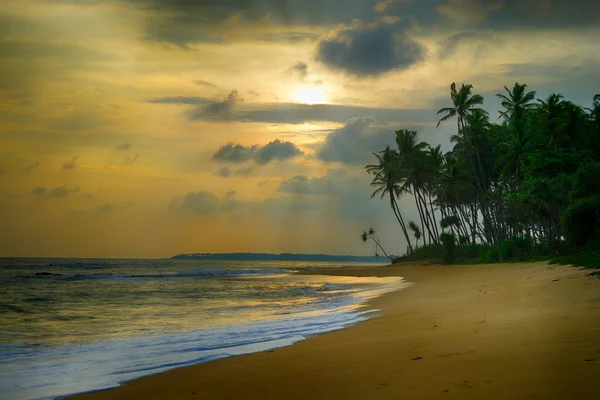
[390,194,414,254]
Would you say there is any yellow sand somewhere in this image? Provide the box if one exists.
[70,262,600,399]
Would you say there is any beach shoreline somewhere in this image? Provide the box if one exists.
[69,261,600,400]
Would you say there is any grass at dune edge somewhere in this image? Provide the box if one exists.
[392,245,600,276]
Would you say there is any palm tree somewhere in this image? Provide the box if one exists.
[361,228,393,260]
[365,147,414,254]
[496,82,537,127]
[437,82,486,136]
[408,221,422,248]
[537,93,566,148]
[395,129,441,249]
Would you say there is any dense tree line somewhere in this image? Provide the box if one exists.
[366,83,600,261]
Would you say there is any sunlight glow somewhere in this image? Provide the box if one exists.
[292,86,327,105]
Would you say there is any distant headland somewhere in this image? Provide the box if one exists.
[171,253,391,263]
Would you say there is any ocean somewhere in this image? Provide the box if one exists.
[0,258,408,400]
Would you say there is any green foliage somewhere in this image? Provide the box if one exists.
[561,196,600,249]
[549,250,600,276]
[571,162,600,198]
[440,233,457,264]
[440,215,460,229]
[366,84,600,268]
[479,237,535,263]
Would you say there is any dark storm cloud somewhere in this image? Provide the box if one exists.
[148,96,434,125]
[315,18,425,77]
[316,117,395,165]
[435,0,600,29]
[123,0,382,46]
[437,30,500,60]
[211,140,303,164]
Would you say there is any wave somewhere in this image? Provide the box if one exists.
[317,283,353,292]
[24,268,287,281]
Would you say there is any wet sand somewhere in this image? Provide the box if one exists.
[70,262,600,399]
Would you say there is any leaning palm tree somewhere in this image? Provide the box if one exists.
[361,228,394,260]
[437,82,486,136]
[365,147,414,254]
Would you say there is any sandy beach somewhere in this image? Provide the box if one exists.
[70,262,600,400]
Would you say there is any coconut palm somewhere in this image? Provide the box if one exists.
[537,93,566,148]
[361,228,393,260]
[437,82,486,136]
[365,147,414,253]
[496,82,537,126]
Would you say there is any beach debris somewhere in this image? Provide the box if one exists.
[585,358,596,362]
[552,279,560,282]
[444,389,450,392]
[411,356,423,360]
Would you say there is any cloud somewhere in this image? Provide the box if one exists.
[190,90,241,120]
[31,186,79,197]
[317,117,395,164]
[171,191,220,215]
[212,143,258,164]
[437,30,501,60]
[278,175,334,195]
[149,97,434,125]
[123,153,140,165]
[289,62,309,80]
[435,0,600,29]
[0,159,40,175]
[31,187,46,196]
[95,204,113,215]
[62,157,78,170]
[315,18,425,77]
[193,80,217,88]
[437,0,506,24]
[142,16,228,47]
[50,186,79,197]
[213,166,254,178]
[255,140,304,164]
[374,0,411,13]
[116,142,131,150]
[254,32,321,43]
[212,140,303,165]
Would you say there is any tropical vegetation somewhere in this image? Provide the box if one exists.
[364,82,600,264]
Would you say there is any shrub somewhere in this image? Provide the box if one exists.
[440,233,456,264]
[562,196,600,249]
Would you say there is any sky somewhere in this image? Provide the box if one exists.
[1,0,599,258]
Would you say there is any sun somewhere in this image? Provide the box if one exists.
[292,85,327,105]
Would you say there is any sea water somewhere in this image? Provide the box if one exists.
[0,258,408,400]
